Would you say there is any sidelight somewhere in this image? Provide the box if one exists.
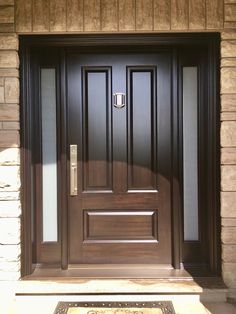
[183,67,199,242]
[41,68,58,242]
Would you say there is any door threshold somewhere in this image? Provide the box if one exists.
[23,264,218,280]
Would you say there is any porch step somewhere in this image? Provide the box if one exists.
[13,277,228,302]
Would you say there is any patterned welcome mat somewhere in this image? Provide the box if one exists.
[54,301,176,314]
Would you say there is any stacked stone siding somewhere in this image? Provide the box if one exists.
[0,0,235,298]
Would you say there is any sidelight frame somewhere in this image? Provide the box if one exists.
[20,33,220,277]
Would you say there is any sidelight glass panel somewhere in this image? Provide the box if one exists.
[41,68,58,242]
[183,67,199,241]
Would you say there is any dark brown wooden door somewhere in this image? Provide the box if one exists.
[67,51,172,265]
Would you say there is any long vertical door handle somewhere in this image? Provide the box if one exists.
[70,145,78,196]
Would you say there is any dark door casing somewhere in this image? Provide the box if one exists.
[20,34,220,278]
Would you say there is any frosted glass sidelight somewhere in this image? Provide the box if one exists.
[183,67,199,242]
[41,68,58,242]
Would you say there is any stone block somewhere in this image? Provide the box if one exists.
[0,5,14,23]
[0,131,19,148]
[221,166,236,191]
[221,68,236,94]
[0,148,20,166]
[0,69,18,77]
[0,201,21,217]
[0,260,20,272]
[222,30,236,39]
[0,0,14,4]
[221,58,236,67]
[221,40,236,57]
[2,122,20,130]
[221,192,236,217]
[0,191,20,201]
[0,218,20,245]
[222,244,236,262]
[221,112,236,121]
[0,166,20,192]
[0,34,18,50]
[222,226,236,243]
[221,121,236,147]
[0,78,4,86]
[0,105,19,120]
[225,4,236,22]
[0,270,20,280]
[0,86,4,102]
[0,244,21,262]
[221,94,236,111]
[221,218,236,227]
[0,51,19,68]
[223,263,236,288]
[4,78,19,103]
[221,148,236,165]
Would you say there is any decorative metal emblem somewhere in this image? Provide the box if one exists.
[113,93,126,108]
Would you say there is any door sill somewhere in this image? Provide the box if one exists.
[23,264,217,280]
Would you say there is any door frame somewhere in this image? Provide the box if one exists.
[20,33,220,278]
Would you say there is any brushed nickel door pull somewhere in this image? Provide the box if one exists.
[70,145,78,196]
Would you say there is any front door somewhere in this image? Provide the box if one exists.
[67,51,172,265]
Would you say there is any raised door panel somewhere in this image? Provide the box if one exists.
[82,67,112,191]
[127,67,157,191]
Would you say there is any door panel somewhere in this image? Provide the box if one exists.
[67,52,172,265]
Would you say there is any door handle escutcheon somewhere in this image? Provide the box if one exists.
[70,145,78,196]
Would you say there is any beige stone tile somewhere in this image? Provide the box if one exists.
[0,34,18,50]
[0,51,19,68]
[222,244,236,262]
[221,68,236,94]
[221,148,236,164]
[0,191,20,201]
[221,40,236,57]
[221,94,236,112]
[0,166,20,192]
[221,121,236,147]
[221,192,236,217]
[0,105,19,120]
[4,78,19,103]
[222,226,236,243]
[223,263,236,288]
[0,86,4,102]
[0,5,14,23]
[0,217,21,244]
[221,166,236,191]
[0,200,21,217]
[0,148,20,165]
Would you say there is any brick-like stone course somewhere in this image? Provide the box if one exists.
[0,1,20,279]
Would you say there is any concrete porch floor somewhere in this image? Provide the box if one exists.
[0,279,235,314]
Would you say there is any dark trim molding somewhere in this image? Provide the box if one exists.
[20,33,220,277]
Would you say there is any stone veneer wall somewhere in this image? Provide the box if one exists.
[0,0,236,296]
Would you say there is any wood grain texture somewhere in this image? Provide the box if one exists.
[101,0,118,31]
[84,0,101,31]
[15,0,32,32]
[153,0,170,30]
[206,0,224,29]
[225,4,236,21]
[50,0,66,32]
[32,0,49,32]
[171,0,188,30]
[118,0,135,31]
[67,0,83,31]
[136,0,153,31]
[189,0,205,29]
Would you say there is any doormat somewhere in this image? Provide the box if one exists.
[54,301,176,314]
